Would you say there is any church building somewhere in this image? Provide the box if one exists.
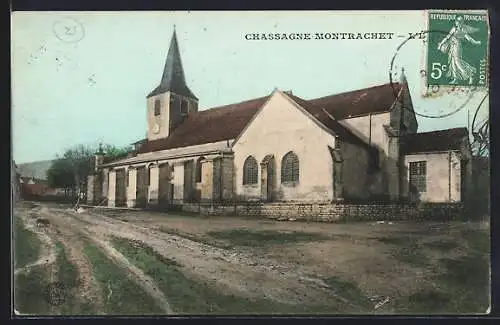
[87,29,472,209]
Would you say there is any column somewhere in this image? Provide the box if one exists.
[221,155,235,201]
[102,168,109,200]
[148,164,160,206]
[387,136,400,201]
[108,170,116,207]
[86,174,95,205]
[127,167,137,208]
[200,159,214,202]
[172,162,184,204]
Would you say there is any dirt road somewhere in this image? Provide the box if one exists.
[14,201,490,315]
[15,202,360,314]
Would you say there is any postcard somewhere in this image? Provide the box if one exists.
[12,10,490,316]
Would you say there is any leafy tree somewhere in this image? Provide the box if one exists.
[47,158,75,197]
[101,144,134,161]
[47,143,134,198]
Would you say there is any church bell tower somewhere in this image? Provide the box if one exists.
[146,27,199,141]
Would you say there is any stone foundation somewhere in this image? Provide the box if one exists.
[178,202,465,222]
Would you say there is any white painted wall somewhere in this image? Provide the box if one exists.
[339,113,391,197]
[148,165,160,204]
[339,113,390,153]
[402,151,462,203]
[172,163,184,202]
[127,168,137,207]
[108,170,116,207]
[233,91,337,202]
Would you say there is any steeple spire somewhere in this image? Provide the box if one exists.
[147,28,198,99]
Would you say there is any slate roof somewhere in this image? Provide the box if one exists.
[137,96,270,154]
[147,29,198,99]
[309,82,402,119]
[401,127,469,155]
[138,82,402,154]
[286,93,372,149]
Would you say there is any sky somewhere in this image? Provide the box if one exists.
[11,10,489,163]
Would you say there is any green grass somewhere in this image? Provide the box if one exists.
[111,236,353,314]
[323,276,372,311]
[83,243,164,315]
[14,266,52,315]
[376,235,429,268]
[159,227,233,249]
[55,242,99,315]
[422,240,458,252]
[206,229,329,247]
[395,228,490,314]
[14,217,43,269]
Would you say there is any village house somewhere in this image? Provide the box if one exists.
[86,29,472,210]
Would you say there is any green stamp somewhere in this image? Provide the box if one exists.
[426,11,489,87]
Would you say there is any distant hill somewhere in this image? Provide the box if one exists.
[17,160,53,180]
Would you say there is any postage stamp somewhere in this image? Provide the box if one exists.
[425,10,490,89]
[12,10,490,316]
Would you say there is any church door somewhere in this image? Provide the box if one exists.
[136,166,148,208]
[158,163,171,209]
[115,169,127,207]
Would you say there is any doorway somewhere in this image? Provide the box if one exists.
[115,169,126,207]
[136,166,148,208]
[261,155,276,202]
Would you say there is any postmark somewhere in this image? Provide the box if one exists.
[53,17,85,43]
[44,281,67,306]
[389,29,481,119]
[426,10,489,88]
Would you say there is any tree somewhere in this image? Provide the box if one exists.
[47,143,134,199]
[47,158,75,198]
[101,144,134,161]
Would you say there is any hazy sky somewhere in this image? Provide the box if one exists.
[12,10,489,163]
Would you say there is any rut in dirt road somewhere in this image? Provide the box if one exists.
[36,211,107,314]
[39,209,174,315]
[63,207,363,310]
[14,211,57,276]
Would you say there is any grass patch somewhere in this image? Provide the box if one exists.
[14,266,52,315]
[323,276,372,310]
[111,236,349,314]
[83,242,164,315]
[376,235,428,268]
[207,229,329,247]
[159,227,232,249]
[422,240,458,252]
[461,228,490,253]
[395,228,490,314]
[14,216,43,269]
[55,242,98,315]
[397,289,452,313]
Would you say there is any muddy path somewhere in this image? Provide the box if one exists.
[36,209,107,314]
[37,208,173,315]
[14,206,57,277]
[16,203,371,312]
[59,207,360,309]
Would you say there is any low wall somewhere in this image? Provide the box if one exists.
[178,202,465,222]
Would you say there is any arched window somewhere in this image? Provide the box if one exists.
[195,157,204,183]
[281,151,299,184]
[243,156,258,185]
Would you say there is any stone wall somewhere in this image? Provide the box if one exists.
[179,202,465,222]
